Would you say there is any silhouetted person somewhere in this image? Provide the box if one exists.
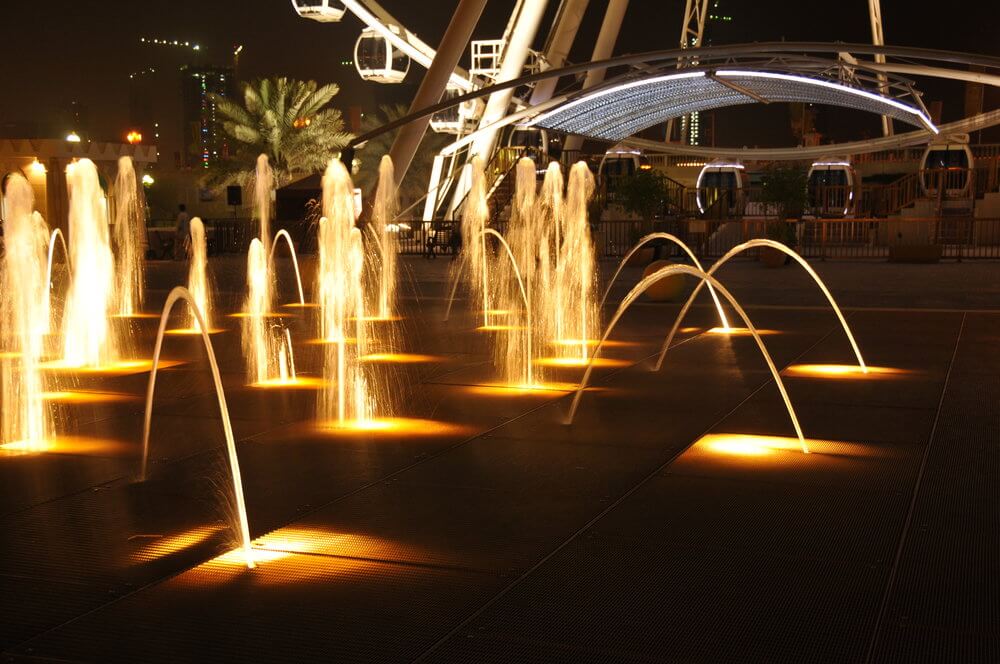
[174,204,190,260]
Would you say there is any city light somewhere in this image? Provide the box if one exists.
[141,174,155,186]
[126,130,142,144]
[29,159,46,176]
[65,132,81,142]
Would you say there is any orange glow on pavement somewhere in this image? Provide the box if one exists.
[783,364,911,378]
[164,327,227,335]
[40,359,184,376]
[533,356,631,369]
[359,353,443,364]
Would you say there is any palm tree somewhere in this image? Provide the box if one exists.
[207,77,353,187]
[352,104,450,208]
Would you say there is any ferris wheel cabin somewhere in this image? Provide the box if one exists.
[808,159,856,217]
[920,139,974,199]
[696,160,746,216]
[354,26,411,84]
[290,0,345,22]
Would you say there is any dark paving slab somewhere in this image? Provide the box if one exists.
[869,313,1000,663]
[2,258,997,663]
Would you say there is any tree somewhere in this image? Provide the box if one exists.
[351,104,450,207]
[758,164,808,247]
[758,163,809,220]
[616,170,669,236]
[207,77,353,187]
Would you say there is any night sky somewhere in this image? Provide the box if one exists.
[3,0,998,147]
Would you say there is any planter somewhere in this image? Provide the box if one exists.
[625,247,655,267]
[642,260,687,302]
[760,246,788,268]
[888,244,942,263]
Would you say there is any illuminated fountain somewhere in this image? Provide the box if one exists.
[654,239,867,373]
[492,158,541,386]
[552,161,600,363]
[369,155,398,320]
[141,287,255,568]
[242,239,295,385]
[317,159,371,425]
[61,158,119,368]
[567,263,810,453]
[599,232,730,330]
[445,156,490,325]
[253,154,274,260]
[1,174,52,450]
[268,229,306,307]
[111,156,146,317]
[43,228,70,332]
[186,218,213,332]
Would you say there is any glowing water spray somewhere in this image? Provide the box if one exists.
[112,156,146,316]
[43,228,70,332]
[140,287,255,568]
[62,159,118,367]
[242,239,285,385]
[317,159,371,425]
[253,154,274,259]
[444,157,490,324]
[485,228,533,386]
[370,155,398,320]
[267,229,305,306]
[600,232,730,330]
[654,239,866,373]
[187,218,212,332]
[1,174,51,449]
[555,162,600,360]
[494,158,541,385]
[566,264,808,453]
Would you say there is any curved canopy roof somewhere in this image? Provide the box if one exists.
[528,69,937,141]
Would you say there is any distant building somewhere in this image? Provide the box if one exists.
[180,66,236,170]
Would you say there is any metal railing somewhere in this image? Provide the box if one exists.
[584,217,1000,261]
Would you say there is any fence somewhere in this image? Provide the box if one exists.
[197,214,1000,262]
[587,217,1000,261]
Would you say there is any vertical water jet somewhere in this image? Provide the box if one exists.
[556,162,600,361]
[447,157,490,325]
[370,155,399,320]
[187,218,212,332]
[242,239,280,385]
[112,156,146,316]
[62,158,118,368]
[1,174,52,449]
[317,159,371,425]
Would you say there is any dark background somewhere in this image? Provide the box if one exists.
[3,0,998,147]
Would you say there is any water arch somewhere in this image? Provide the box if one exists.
[268,229,306,306]
[140,287,255,568]
[483,228,533,385]
[654,239,866,373]
[599,232,729,328]
[566,264,808,453]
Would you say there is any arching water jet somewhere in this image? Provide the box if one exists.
[268,229,305,307]
[140,287,255,568]
[599,232,730,330]
[484,228,533,387]
[566,264,808,453]
[654,239,866,373]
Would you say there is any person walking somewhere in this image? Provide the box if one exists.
[173,204,190,260]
